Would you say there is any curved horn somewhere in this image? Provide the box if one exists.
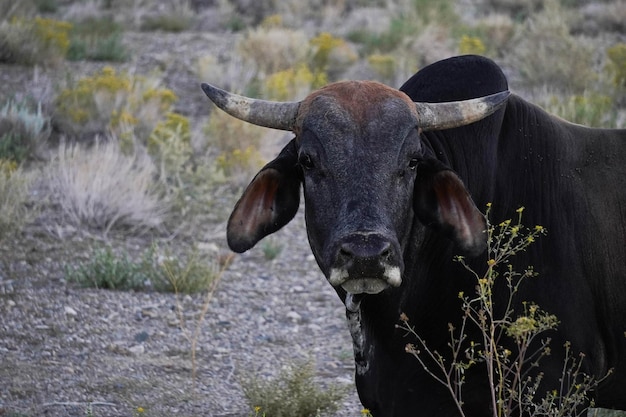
[201,83,300,131]
[415,90,510,131]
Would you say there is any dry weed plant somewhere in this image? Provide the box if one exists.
[398,206,606,417]
[47,139,167,235]
[166,252,233,388]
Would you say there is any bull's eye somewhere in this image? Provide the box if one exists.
[408,158,419,170]
[299,153,314,170]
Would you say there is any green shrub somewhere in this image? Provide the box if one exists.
[156,245,219,294]
[139,1,195,32]
[35,0,58,13]
[241,360,346,417]
[347,17,414,56]
[66,246,150,291]
[261,238,283,261]
[66,243,218,293]
[0,100,50,162]
[67,17,127,62]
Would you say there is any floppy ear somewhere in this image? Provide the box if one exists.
[227,139,301,253]
[413,159,486,256]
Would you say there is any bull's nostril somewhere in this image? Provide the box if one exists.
[339,245,353,259]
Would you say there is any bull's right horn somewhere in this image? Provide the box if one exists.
[201,83,300,131]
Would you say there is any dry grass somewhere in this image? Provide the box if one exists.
[0,163,35,242]
[46,139,168,235]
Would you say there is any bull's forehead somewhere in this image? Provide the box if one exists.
[295,81,418,137]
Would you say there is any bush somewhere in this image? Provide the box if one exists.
[67,17,127,62]
[46,140,167,234]
[66,245,152,291]
[54,66,176,141]
[140,2,195,32]
[508,0,597,93]
[0,17,72,66]
[0,100,50,162]
[204,110,267,178]
[458,35,487,55]
[242,360,346,417]
[264,64,327,101]
[237,26,309,78]
[148,113,191,167]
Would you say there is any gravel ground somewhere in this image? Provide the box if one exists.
[0,206,363,417]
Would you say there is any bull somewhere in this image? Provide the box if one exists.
[201,55,626,416]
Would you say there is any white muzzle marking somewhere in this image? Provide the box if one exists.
[329,265,402,295]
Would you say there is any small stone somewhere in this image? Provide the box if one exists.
[134,331,150,343]
[129,344,145,355]
[286,311,301,322]
[141,308,158,318]
[64,306,78,316]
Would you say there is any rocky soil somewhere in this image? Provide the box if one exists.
[0,205,364,417]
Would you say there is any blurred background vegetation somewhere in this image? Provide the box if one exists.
[0,0,624,301]
[0,0,624,290]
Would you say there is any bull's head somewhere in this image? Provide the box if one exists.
[201,81,508,301]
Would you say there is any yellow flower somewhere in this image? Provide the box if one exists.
[254,406,261,413]
[487,259,496,266]
[516,206,525,213]
[136,407,145,414]
[361,408,373,416]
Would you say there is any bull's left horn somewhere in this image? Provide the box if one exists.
[201,83,299,131]
[415,90,510,131]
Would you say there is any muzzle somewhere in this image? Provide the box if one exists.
[328,233,403,295]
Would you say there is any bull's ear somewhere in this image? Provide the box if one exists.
[227,139,301,253]
[413,159,486,256]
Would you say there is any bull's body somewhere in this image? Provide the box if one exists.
[202,55,626,416]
